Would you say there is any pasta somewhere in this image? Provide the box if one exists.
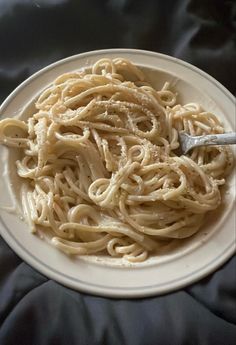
[0,58,233,262]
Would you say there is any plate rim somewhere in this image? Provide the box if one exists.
[0,49,235,112]
[0,214,235,298]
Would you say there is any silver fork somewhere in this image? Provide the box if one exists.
[178,132,236,154]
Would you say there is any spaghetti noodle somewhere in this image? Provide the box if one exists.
[0,58,233,262]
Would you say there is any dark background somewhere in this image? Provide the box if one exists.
[0,1,236,344]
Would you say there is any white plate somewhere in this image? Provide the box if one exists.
[0,49,235,298]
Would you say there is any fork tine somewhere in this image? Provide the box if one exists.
[178,132,192,154]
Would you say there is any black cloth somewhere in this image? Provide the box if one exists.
[0,1,236,344]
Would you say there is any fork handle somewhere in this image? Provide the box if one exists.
[192,132,236,148]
